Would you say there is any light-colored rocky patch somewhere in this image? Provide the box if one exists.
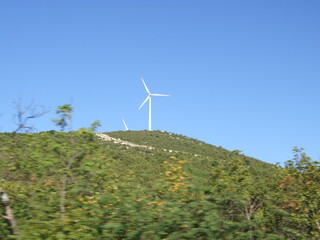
[96,133,202,157]
[96,133,154,150]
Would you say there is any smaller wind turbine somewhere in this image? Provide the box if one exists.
[122,118,129,131]
[138,78,170,131]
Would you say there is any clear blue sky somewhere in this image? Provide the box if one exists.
[1,1,319,164]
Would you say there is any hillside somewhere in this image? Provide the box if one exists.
[106,130,275,177]
[0,131,319,239]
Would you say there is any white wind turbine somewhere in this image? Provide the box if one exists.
[138,78,170,131]
[122,118,129,131]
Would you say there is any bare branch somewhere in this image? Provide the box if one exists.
[13,99,49,133]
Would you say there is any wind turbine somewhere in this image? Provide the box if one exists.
[138,78,170,131]
[122,118,129,131]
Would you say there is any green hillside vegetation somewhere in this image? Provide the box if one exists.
[0,105,319,239]
[107,130,274,178]
[0,131,319,239]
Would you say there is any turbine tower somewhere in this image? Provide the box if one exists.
[138,78,169,131]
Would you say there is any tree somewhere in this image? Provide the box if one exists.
[51,104,102,226]
[209,157,282,239]
[279,148,320,239]
[51,104,76,223]
[13,99,49,133]
[78,120,101,133]
[51,104,73,132]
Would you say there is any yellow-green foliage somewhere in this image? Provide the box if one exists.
[0,132,318,239]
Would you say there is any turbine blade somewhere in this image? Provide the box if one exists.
[141,78,150,94]
[151,94,170,97]
[122,119,129,131]
[138,95,150,110]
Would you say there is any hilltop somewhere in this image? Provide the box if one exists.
[0,130,318,239]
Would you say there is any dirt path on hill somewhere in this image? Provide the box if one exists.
[95,133,201,156]
[96,133,155,150]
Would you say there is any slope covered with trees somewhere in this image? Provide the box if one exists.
[107,130,275,178]
[0,101,319,240]
[0,129,319,239]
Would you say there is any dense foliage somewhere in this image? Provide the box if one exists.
[0,131,319,239]
[108,131,275,177]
